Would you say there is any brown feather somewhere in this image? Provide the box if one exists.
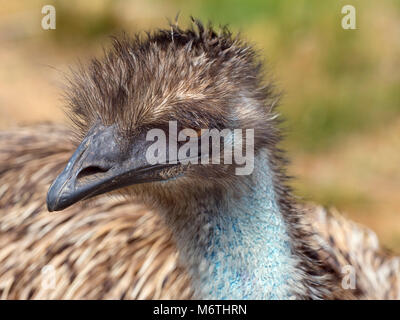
[1,22,399,299]
[1,125,398,299]
[304,205,400,299]
[0,124,191,299]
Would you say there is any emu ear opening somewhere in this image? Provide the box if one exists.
[46,124,173,212]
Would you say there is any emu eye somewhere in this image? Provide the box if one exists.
[181,128,203,139]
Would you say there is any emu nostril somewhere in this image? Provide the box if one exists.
[76,166,109,180]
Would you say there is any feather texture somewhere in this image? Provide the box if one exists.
[304,205,400,299]
[0,22,399,299]
[0,125,398,299]
[0,125,191,299]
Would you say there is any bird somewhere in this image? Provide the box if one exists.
[0,124,191,299]
[0,21,399,299]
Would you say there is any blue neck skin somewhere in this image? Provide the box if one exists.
[169,152,303,299]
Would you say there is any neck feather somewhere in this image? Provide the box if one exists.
[161,150,309,299]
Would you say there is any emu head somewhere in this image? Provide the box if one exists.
[47,23,280,212]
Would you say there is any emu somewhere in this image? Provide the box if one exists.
[1,22,399,299]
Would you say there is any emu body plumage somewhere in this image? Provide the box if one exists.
[0,125,191,299]
[1,125,399,299]
[0,22,399,299]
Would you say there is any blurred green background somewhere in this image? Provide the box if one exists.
[0,0,399,250]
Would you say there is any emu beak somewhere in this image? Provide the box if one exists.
[47,124,167,212]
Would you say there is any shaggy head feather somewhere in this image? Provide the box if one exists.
[56,21,345,299]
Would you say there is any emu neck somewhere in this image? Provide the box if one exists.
[165,152,304,299]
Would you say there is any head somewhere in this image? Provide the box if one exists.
[47,21,281,213]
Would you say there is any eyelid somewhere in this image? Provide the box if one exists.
[181,128,203,138]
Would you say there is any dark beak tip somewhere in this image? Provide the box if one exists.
[46,124,144,212]
[46,190,69,212]
[46,178,69,212]
[46,184,59,212]
[46,196,56,212]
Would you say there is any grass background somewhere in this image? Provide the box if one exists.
[0,0,399,251]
